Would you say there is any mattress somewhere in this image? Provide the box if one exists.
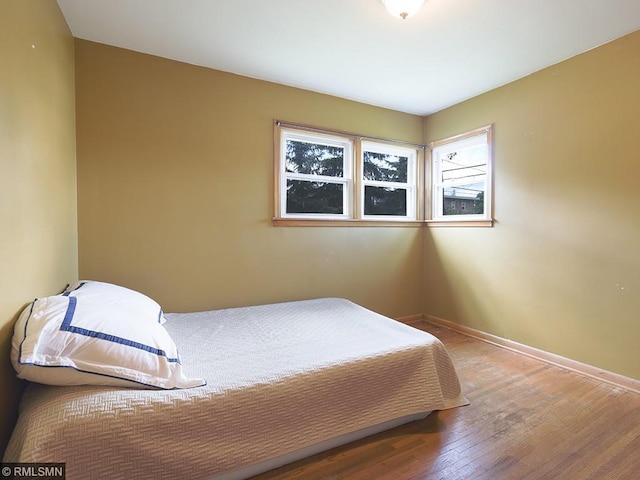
[4,298,468,479]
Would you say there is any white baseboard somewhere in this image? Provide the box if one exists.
[422,314,640,395]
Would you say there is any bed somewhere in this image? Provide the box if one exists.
[5,295,468,480]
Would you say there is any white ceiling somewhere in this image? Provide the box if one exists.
[56,0,640,116]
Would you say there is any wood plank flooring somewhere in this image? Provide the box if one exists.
[252,320,640,480]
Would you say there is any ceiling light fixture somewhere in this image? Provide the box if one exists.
[381,0,426,20]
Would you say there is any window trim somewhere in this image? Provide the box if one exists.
[426,124,494,227]
[274,121,424,225]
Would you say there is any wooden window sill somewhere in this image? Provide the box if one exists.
[425,219,493,227]
[272,218,424,227]
[272,218,493,227]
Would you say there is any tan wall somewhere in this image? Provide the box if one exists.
[424,30,640,379]
[0,1,78,454]
[74,40,424,318]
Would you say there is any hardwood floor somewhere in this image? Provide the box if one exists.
[252,321,640,480]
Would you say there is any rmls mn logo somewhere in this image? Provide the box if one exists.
[1,463,65,479]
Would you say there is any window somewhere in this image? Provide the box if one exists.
[275,124,420,224]
[361,142,417,220]
[279,129,353,219]
[429,125,493,225]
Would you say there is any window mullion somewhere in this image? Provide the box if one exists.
[416,147,425,221]
[353,140,363,219]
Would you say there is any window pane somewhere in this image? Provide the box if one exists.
[286,180,343,214]
[440,144,486,184]
[285,140,344,177]
[363,151,408,183]
[442,184,484,216]
[364,186,407,216]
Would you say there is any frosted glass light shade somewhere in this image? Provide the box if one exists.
[381,0,426,19]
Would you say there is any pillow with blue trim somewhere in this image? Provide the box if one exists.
[63,280,167,324]
[11,281,205,389]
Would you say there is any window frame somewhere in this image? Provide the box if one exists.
[277,128,353,220]
[360,141,418,221]
[427,125,494,227]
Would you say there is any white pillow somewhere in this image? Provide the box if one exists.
[63,280,167,324]
[12,283,206,389]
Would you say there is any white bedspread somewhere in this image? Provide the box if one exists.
[4,298,467,479]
